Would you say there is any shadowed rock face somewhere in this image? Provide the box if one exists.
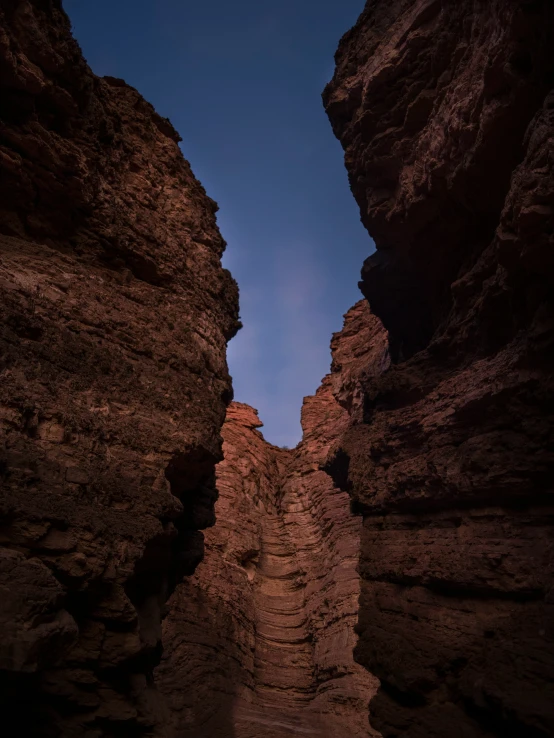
[157,303,383,738]
[324,1,554,737]
[0,1,239,735]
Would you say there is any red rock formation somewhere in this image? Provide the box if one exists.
[324,1,554,737]
[0,1,239,735]
[158,303,382,737]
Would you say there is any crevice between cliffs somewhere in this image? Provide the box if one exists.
[157,301,386,738]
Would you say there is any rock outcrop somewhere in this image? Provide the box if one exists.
[158,303,382,737]
[0,1,239,735]
[324,1,554,737]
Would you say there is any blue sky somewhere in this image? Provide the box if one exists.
[65,0,374,447]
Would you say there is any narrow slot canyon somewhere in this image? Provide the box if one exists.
[1,1,553,738]
[157,302,383,737]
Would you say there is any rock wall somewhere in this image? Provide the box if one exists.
[0,1,239,736]
[324,1,554,737]
[158,303,382,737]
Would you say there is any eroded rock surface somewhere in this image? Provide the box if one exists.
[324,2,554,737]
[0,1,239,735]
[158,303,381,737]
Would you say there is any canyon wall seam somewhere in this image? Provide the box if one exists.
[158,302,384,737]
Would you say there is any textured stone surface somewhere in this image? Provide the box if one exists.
[0,1,239,735]
[158,304,381,737]
[324,1,554,737]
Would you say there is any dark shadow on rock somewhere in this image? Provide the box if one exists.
[156,580,240,738]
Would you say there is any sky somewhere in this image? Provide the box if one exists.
[65,0,374,448]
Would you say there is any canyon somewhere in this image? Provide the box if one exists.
[1,1,553,737]
[157,301,384,738]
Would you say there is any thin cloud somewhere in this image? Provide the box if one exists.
[227,240,333,449]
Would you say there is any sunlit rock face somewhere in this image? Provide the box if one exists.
[158,303,384,738]
[0,1,239,735]
[324,1,554,737]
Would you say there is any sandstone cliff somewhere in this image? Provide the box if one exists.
[157,303,383,738]
[324,1,554,737]
[0,1,239,735]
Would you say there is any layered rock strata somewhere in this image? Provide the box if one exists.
[324,1,554,737]
[0,1,239,735]
[158,303,382,737]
